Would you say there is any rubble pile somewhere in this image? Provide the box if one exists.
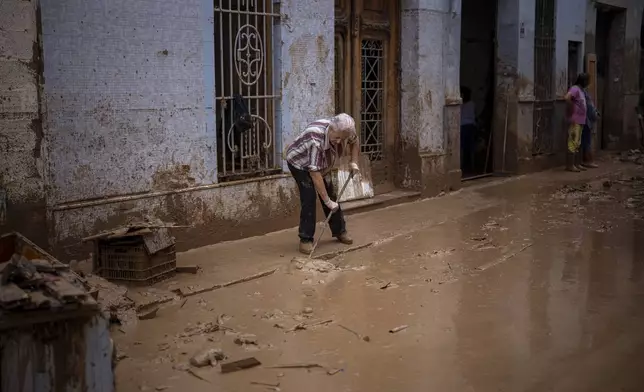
[0,253,96,316]
[619,149,643,165]
[84,274,137,326]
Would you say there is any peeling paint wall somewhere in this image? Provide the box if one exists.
[34,0,336,256]
[555,0,586,96]
[51,175,298,259]
[585,0,643,149]
[0,0,47,246]
[278,0,335,168]
[0,315,113,392]
[400,0,461,195]
[39,0,216,205]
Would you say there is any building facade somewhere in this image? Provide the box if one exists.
[1,0,642,260]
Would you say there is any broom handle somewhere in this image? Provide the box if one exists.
[309,171,355,258]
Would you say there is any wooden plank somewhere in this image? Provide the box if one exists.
[0,283,29,309]
[142,228,175,254]
[220,357,262,374]
[44,277,87,303]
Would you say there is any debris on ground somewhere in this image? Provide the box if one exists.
[84,274,137,326]
[287,318,333,332]
[137,306,159,320]
[291,258,337,273]
[251,381,280,388]
[339,324,370,342]
[619,149,643,165]
[176,265,200,274]
[221,357,262,373]
[302,306,314,315]
[179,268,278,297]
[268,363,342,376]
[234,334,258,346]
[190,348,226,367]
[389,325,409,334]
[186,368,211,383]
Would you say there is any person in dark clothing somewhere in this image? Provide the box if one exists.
[581,75,600,168]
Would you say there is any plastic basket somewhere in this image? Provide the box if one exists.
[95,236,176,285]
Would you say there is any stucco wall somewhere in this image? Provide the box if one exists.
[400,0,460,195]
[39,0,334,257]
[555,0,586,96]
[40,0,215,205]
[0,0,47,245]
[585,0,643,149]
[278,0,335,168]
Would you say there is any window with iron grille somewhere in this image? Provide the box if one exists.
[361,39,385,161]
[214,0,280,181]
[533,0,556,155]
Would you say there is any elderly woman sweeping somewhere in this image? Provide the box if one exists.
[286,113,361,255]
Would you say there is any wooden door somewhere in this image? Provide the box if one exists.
[335,0,399,194]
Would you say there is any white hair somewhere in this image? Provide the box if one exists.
[330,113,356,137]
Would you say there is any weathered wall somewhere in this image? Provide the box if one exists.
[278,0,335,169]
[38,0,335,258]
[400,0,461,195]
[585,0,644,149]
[0,315,113,392]
[555,0,586,95]
[0,0,47,246]
[39,0,216,205]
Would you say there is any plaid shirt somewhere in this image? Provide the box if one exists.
[286,119,357,172]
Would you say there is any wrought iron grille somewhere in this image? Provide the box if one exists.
[533,0,556,155]
[214,0,280,181]
[361,39,385,161]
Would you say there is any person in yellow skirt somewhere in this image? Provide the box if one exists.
[564,73,590,172]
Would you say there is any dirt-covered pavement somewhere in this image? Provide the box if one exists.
[112,156,644,392]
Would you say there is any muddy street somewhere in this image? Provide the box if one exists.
[114,161,644,392]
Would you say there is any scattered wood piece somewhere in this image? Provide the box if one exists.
[338,324,370,342]
[155,386,170,391]
[267,363,324,370]
[308,318,333,327]
[0,283,30,309]
[186,368,211,383]
[180,298,188,308]
[176,265,200,274]
[221,357,262,374]
[471,236,487,241]
[287,318,333,332]
[43,278,86,302]
[327,368,343,376]
[389,325,409,334]
[137,306,159,320]
[380,281,392,290]
[222,268,278,288]
[251,381,281,388]
[190,348,225,367]
[234,334,258,345]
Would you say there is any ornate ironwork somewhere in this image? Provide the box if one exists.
[215,0,280,180]
[361,39,385,161]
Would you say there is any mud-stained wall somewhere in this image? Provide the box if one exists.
[555,0,586,96]
[400,0,460,195]
[34,0,334,256]
[0,315,113,392]
[278,0,334,169]
[39,0,215,205]
[585,0,644,150]
[0,0,47,246]
[51,175,298,259]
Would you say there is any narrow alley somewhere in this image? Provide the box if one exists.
[112,158,644,392]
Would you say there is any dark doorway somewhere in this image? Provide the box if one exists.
[459,0,498,180]
[595,6,626,150]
